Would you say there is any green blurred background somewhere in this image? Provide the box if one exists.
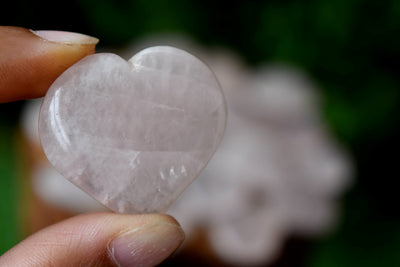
[1,0,399,266]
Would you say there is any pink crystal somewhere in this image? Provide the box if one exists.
[39,46,226,214]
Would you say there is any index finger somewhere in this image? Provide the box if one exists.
[0,26,98,103]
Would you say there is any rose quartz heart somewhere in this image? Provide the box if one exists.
[39,46,226,213]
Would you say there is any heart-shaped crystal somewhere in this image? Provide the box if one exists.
[39,46,226,213]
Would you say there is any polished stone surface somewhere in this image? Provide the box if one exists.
[39,46,226,214]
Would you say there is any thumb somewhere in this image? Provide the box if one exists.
[0,26,98,102]
[0,213,185,267]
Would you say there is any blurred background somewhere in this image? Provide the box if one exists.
[1,0,399,266]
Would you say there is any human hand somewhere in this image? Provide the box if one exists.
[0,26,184,266]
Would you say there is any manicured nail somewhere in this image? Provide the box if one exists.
[107,222,185,267]
[31,30,99,45]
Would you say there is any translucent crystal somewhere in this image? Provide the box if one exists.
[39,46,226,214]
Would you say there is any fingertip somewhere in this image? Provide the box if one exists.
[0,26,98,102]
[0,213,185,267]
[108,214,185,267]
[32,30,99,45]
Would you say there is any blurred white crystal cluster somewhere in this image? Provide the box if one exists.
[21,36,353,266]
[130,36,353,265]
[169,60,353,264]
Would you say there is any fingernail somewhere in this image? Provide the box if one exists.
[31,30,99,45]
[107,222,185,267]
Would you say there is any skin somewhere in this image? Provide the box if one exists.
[0,26,184,266]
[0,26,97,102]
